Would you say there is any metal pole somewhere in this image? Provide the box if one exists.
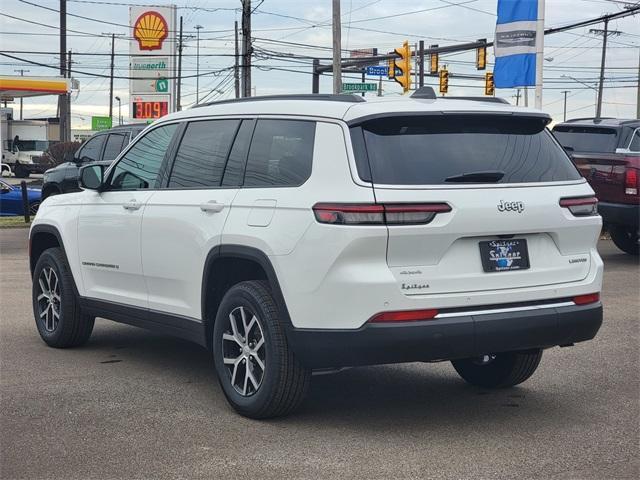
[13,69,29,120]
[59,0,67,143]
[637,47,640,119]
[524,86,529,107]
[534,0,545,109]
[20,181,30,223]
[177,16,183,111]
[108,33,114,121]
[332,0,342,94]
[241,1,251,97]
[562,90,570,121]
[66,50,71,140]
[195,25,203,104]
[596,18,608,119]
[418,40,424,88]
[312,58,320,94]
[234,20,240,99]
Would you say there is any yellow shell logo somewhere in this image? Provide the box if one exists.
[133,11,168,51]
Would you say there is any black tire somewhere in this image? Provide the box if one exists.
[32,247,94,348]
[212,280,310,419]
[14,163,30,178]
[609,225,639,256]
[451,349,543,388]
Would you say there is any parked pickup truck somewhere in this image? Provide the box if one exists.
[553,118,639,255]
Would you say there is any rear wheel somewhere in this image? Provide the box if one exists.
[32,247,94,348]
[29,201,40,215]
[451,349,543,388]
[609,225,639,256]
[212,280,310,419]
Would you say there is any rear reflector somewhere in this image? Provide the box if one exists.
[624,167,638,196]
[369,309,439,323]
[573,293,600,305]
[559,196,598,217]
[313,203,451,226]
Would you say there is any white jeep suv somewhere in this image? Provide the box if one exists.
[29,91,603,418]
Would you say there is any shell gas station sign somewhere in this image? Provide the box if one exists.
[129,5,176,122]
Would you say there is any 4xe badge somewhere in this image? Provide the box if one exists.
[497,200,525,213]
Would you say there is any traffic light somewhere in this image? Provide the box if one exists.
[388,57,395,79]
[439,68,449,94]
[485,72,495,96]
[393,40,412,93]
[476,39,487,70]
[430,44,439,74]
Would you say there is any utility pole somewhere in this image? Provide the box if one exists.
[332,0,342,94]
[637,47,640,119]
[234,20,240,99]
[59,0,67,142]
[177,16,183,111]
[418,40,425,88]
[561,90,570,121]
[591,19,622,118]
[108,33,115,121]
[241,1,252,97]
[513,88,521,106]
[195,25,203,104]
[524,86,529,107]
[13,69,29,120]
[66,50,71,136]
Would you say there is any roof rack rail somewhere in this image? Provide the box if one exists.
[193,94,366,108]
[564,117,616,123]
[441,96,510,105]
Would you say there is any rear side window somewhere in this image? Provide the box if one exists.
[103,133,127,161]
[168,119,240,188]
[552,125,619,153]
[352,115,581,185]
[244,119,315,187]
[629,129,640,152]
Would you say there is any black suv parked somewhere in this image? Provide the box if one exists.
[41,124,145,199]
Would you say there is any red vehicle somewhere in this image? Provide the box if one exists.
[553,118,639,256]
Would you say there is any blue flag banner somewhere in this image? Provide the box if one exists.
[494,0,538,88]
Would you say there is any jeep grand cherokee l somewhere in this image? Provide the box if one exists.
[29,92,603,419]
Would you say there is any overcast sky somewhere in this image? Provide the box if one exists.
[1,0,638,129]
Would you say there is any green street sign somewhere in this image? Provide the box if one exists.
[91,116,112,131]
[155,77,169,93]
[342,82,378,93]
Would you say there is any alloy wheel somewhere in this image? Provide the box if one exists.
[221,306,266,396]
[36,266,61,332]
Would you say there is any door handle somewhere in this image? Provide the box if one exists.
[200,200,225,213]
[122,200,142,211]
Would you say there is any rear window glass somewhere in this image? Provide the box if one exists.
[352,115,581,185]
[552,126,619,153]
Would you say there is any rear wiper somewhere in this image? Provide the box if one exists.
[444,170,505,183]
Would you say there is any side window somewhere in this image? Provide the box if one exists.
[222,119,254,187]
[102,133,127,162]
[629,129,640,152]
[108,123,178,191]
[77,135,105,162]
[244,119,315,187]
[168,119,240,188]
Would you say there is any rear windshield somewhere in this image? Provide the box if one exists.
[552,126,619,154]
[351,115,581,185]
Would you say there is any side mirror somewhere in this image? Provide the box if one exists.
[64,151,76,163]
[79,164,104,190]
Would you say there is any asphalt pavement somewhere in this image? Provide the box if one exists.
[1,228,638,479]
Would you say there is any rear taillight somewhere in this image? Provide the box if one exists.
[624,167,638,196]
[573,292,600,305]
[312,203,451,226]
[369,308,439,323]
[559,196,598,217]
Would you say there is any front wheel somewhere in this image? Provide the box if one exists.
[14,163,30,178]
[212,280,310,419]
[32,247,94,348]
[451,349,543,388]
[609,225,639,256]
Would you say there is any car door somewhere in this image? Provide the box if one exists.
[140,118,249,319]
[77,123,179,308]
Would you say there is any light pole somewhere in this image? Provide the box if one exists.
[195,25,203,104]
[561,90,570,122]
[562,75,598,117]
[114,96,122,125]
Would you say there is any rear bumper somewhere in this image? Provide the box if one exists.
[599,202,639,228]
[287,302,602,368]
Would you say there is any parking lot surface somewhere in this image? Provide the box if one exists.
[1,227,638,479]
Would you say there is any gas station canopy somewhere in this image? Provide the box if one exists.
[0,76,70,101]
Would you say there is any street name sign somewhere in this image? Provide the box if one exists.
[366,66,388,76]
[342,83,378,93]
